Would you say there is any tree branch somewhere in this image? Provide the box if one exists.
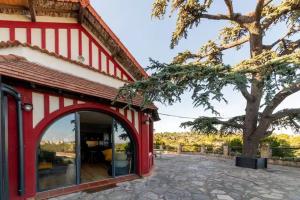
[173,35,250,64]
[221,35,250,49]
[279,39,300,56]
[197,36,249,60]
[270,108,300,121]
[263,0,273,7]
[201,13,254,24]
[215,118,244,129]
[224,0,234,18]
[200,14,231,21]
[261,82,300,118]
[263,31,292,50]
[290,118,300,129]
[237,84,254,102]
[254,82,300,137]
[181,116,244,134]
[262,3,300,30]
[255,0,265,20]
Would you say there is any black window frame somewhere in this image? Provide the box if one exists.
[36,110,136,192]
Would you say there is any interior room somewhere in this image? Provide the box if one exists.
[79,111,113,183]
[37,111,135,191]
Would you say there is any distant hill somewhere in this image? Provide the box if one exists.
[154,132,300,157]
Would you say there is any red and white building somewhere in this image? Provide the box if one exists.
[0,1,158,199]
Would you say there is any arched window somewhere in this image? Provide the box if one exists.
[113,121,135,176]
[37,113,76,191]
[37,111,135,191]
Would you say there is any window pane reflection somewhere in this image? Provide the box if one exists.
[38,114,76,191]
[113,121,134,176]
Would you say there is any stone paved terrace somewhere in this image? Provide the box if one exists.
[52,154,300,200]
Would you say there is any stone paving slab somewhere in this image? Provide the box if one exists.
[51,154,300,200]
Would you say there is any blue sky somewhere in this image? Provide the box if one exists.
[91,1,299,133]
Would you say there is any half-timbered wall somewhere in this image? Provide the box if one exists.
[31,91,140,133]
[0,20,134,82]
[5,86,153,199]
[0,11,154,200]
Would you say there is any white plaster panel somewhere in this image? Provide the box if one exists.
[81,32,89,65]
[127,110,132,123]
[101,52,107,73]
[0,45,126,89]
[0,15,137,81]
[0,28,9,41]
[31,28,42,48]
[134,111,139,133]
[32,92,44,128]
[0,15,77,23]
[15,28,27,43]
[82,24,111,55]
[77,101,86,104]
[83,25,136,81]
[116,68,121,79]
[59,29,68,57]
[36,16,77,23]
[64,98,73,107]
[123,75,128,81]
[0,14,30,22]
[119,108,124,115]
[109,60,115,76]
[92,43,99,69]
[70,29,79,61]
[49,96,59,113]
[45,29,55,52]
[115,60,135,81]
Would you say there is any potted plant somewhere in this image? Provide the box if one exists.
[235,157,267,169]
[235,143,268,169]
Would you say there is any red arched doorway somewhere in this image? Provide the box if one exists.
[33,104,140,192]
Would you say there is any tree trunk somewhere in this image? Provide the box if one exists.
[241,24,264,158]
[242,135,260,158]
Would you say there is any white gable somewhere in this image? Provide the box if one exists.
[0,19,136,82]
[0,46,126,89]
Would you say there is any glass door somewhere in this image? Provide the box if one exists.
[37,114,77,191]
[79,111,113,183]
[113,120,134,176]
[37,111,136,192]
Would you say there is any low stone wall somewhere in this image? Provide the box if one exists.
[156,144,300,168]
[180,152,300,168]
[268,159,300,168]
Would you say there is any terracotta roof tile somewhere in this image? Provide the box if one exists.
[0,54,25,62]
[0,54,156,110]
[0,0,148,79]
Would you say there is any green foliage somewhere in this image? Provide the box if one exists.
[219,22,247,50]
[228,138,242,148]
[40,142,75,153]
[154,131,242,149]
[155,132,300,158]
[152,0,213,48]
[117,1,300,157]
[262,135,299,157]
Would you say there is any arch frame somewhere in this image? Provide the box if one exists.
[32,102,141,192]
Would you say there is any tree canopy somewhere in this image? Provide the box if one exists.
[116,0,300,157]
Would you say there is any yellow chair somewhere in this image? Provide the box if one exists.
[39,162,53,170]
[102,148,112,162]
